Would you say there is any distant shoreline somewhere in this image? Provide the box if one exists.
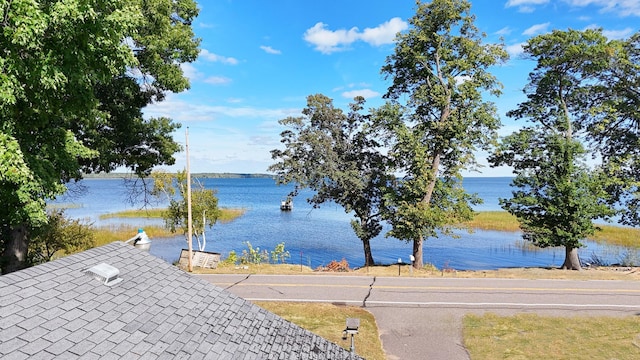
[82,172,276,179]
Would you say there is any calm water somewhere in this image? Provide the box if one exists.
[56,177,636,270]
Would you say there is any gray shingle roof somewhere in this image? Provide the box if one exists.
[0,242,363,359]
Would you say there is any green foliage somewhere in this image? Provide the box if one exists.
[0,133,47,229]
[151,170,221,252]
[28,210,95,265]
[269,94,390,266]
[376,0,507,267]
[493,132,613,250]
[490,29,617,270]
[0,0,200,272]
[223,250,238,265]
[572,32,640,226]
[270,242,291,264]
[240,241,269,265]
[238,242,290,265]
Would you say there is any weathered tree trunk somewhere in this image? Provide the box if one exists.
[1,224,30,274]
[362,239,374,267]
[561,246,581,270]
[414,152,441,270]
[413,236,424,268]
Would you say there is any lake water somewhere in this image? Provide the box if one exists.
[56,177,637,270]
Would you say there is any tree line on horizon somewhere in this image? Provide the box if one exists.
[1,0,639,274]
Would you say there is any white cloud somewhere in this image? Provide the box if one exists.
[506,42,526,57]
[199,49,239,65]
[303,22,360,54]
[454,75,472,86]
[495,27,512,36]
[505,0,549,12]
[602,27,634,39]
[303,17,408,54]
[563,0,640,17]
[505,0,549,5]
[360,17,408,46]
[523,22,550,36]
[260,45,281,55]
[204,76,232,85]
[341,89,380,99]
[180,63,201,81]
[144,94,300,124]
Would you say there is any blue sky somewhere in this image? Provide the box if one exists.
[143,0,640,176]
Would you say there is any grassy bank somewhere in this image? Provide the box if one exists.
[99,207,246,223]
[464,313,640,359]
[93,224,174,247]
[93,207,246,247]
[464,211,640,249]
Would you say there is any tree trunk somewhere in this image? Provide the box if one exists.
[362,239,374,267]
[561,246,581,270]
[413,235,423,268]
[1,224,30,274]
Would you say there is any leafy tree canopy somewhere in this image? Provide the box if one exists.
[490,29,617,270]
[269,94,390,266]
[0,0,200,273]
[377,0,507,268]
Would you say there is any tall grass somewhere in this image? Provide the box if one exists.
[465,211,640,249]
[463,211,520,232]
[590,225,640,248]
[93,208,246,246]
[93,224,174,247]
[99,208,166,219]
[99,207,246,223]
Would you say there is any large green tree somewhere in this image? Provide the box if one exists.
[578,32,640,226]
[0,0,199,273]
[489,29,616,270]
[378,0,507,268]
[269,94,390,266]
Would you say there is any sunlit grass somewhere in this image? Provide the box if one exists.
[255,302,385,360]
[464,313,640,360]
[93,224,175,247]
[93,208,245,247]
[463,211,520,232]
[465,211,640,249]
[46,203,82,210]
[590,225,640,248]
[217,208,246,223]
[99,208,166,219]
[99,207,246,223]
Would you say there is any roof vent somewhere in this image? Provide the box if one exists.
[84,263,123,286]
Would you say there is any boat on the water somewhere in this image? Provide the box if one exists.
[280,197,293,211]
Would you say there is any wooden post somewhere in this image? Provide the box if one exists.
[186,128,193,272]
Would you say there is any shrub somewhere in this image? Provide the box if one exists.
[270,242,290,264]
[240,241,269,265]
[29,210,95,265]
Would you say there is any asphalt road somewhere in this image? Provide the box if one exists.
[197,274,640,359]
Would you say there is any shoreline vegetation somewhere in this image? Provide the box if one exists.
[463,211,640,249]
[95,208,640,251]
[92,207,246,247]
